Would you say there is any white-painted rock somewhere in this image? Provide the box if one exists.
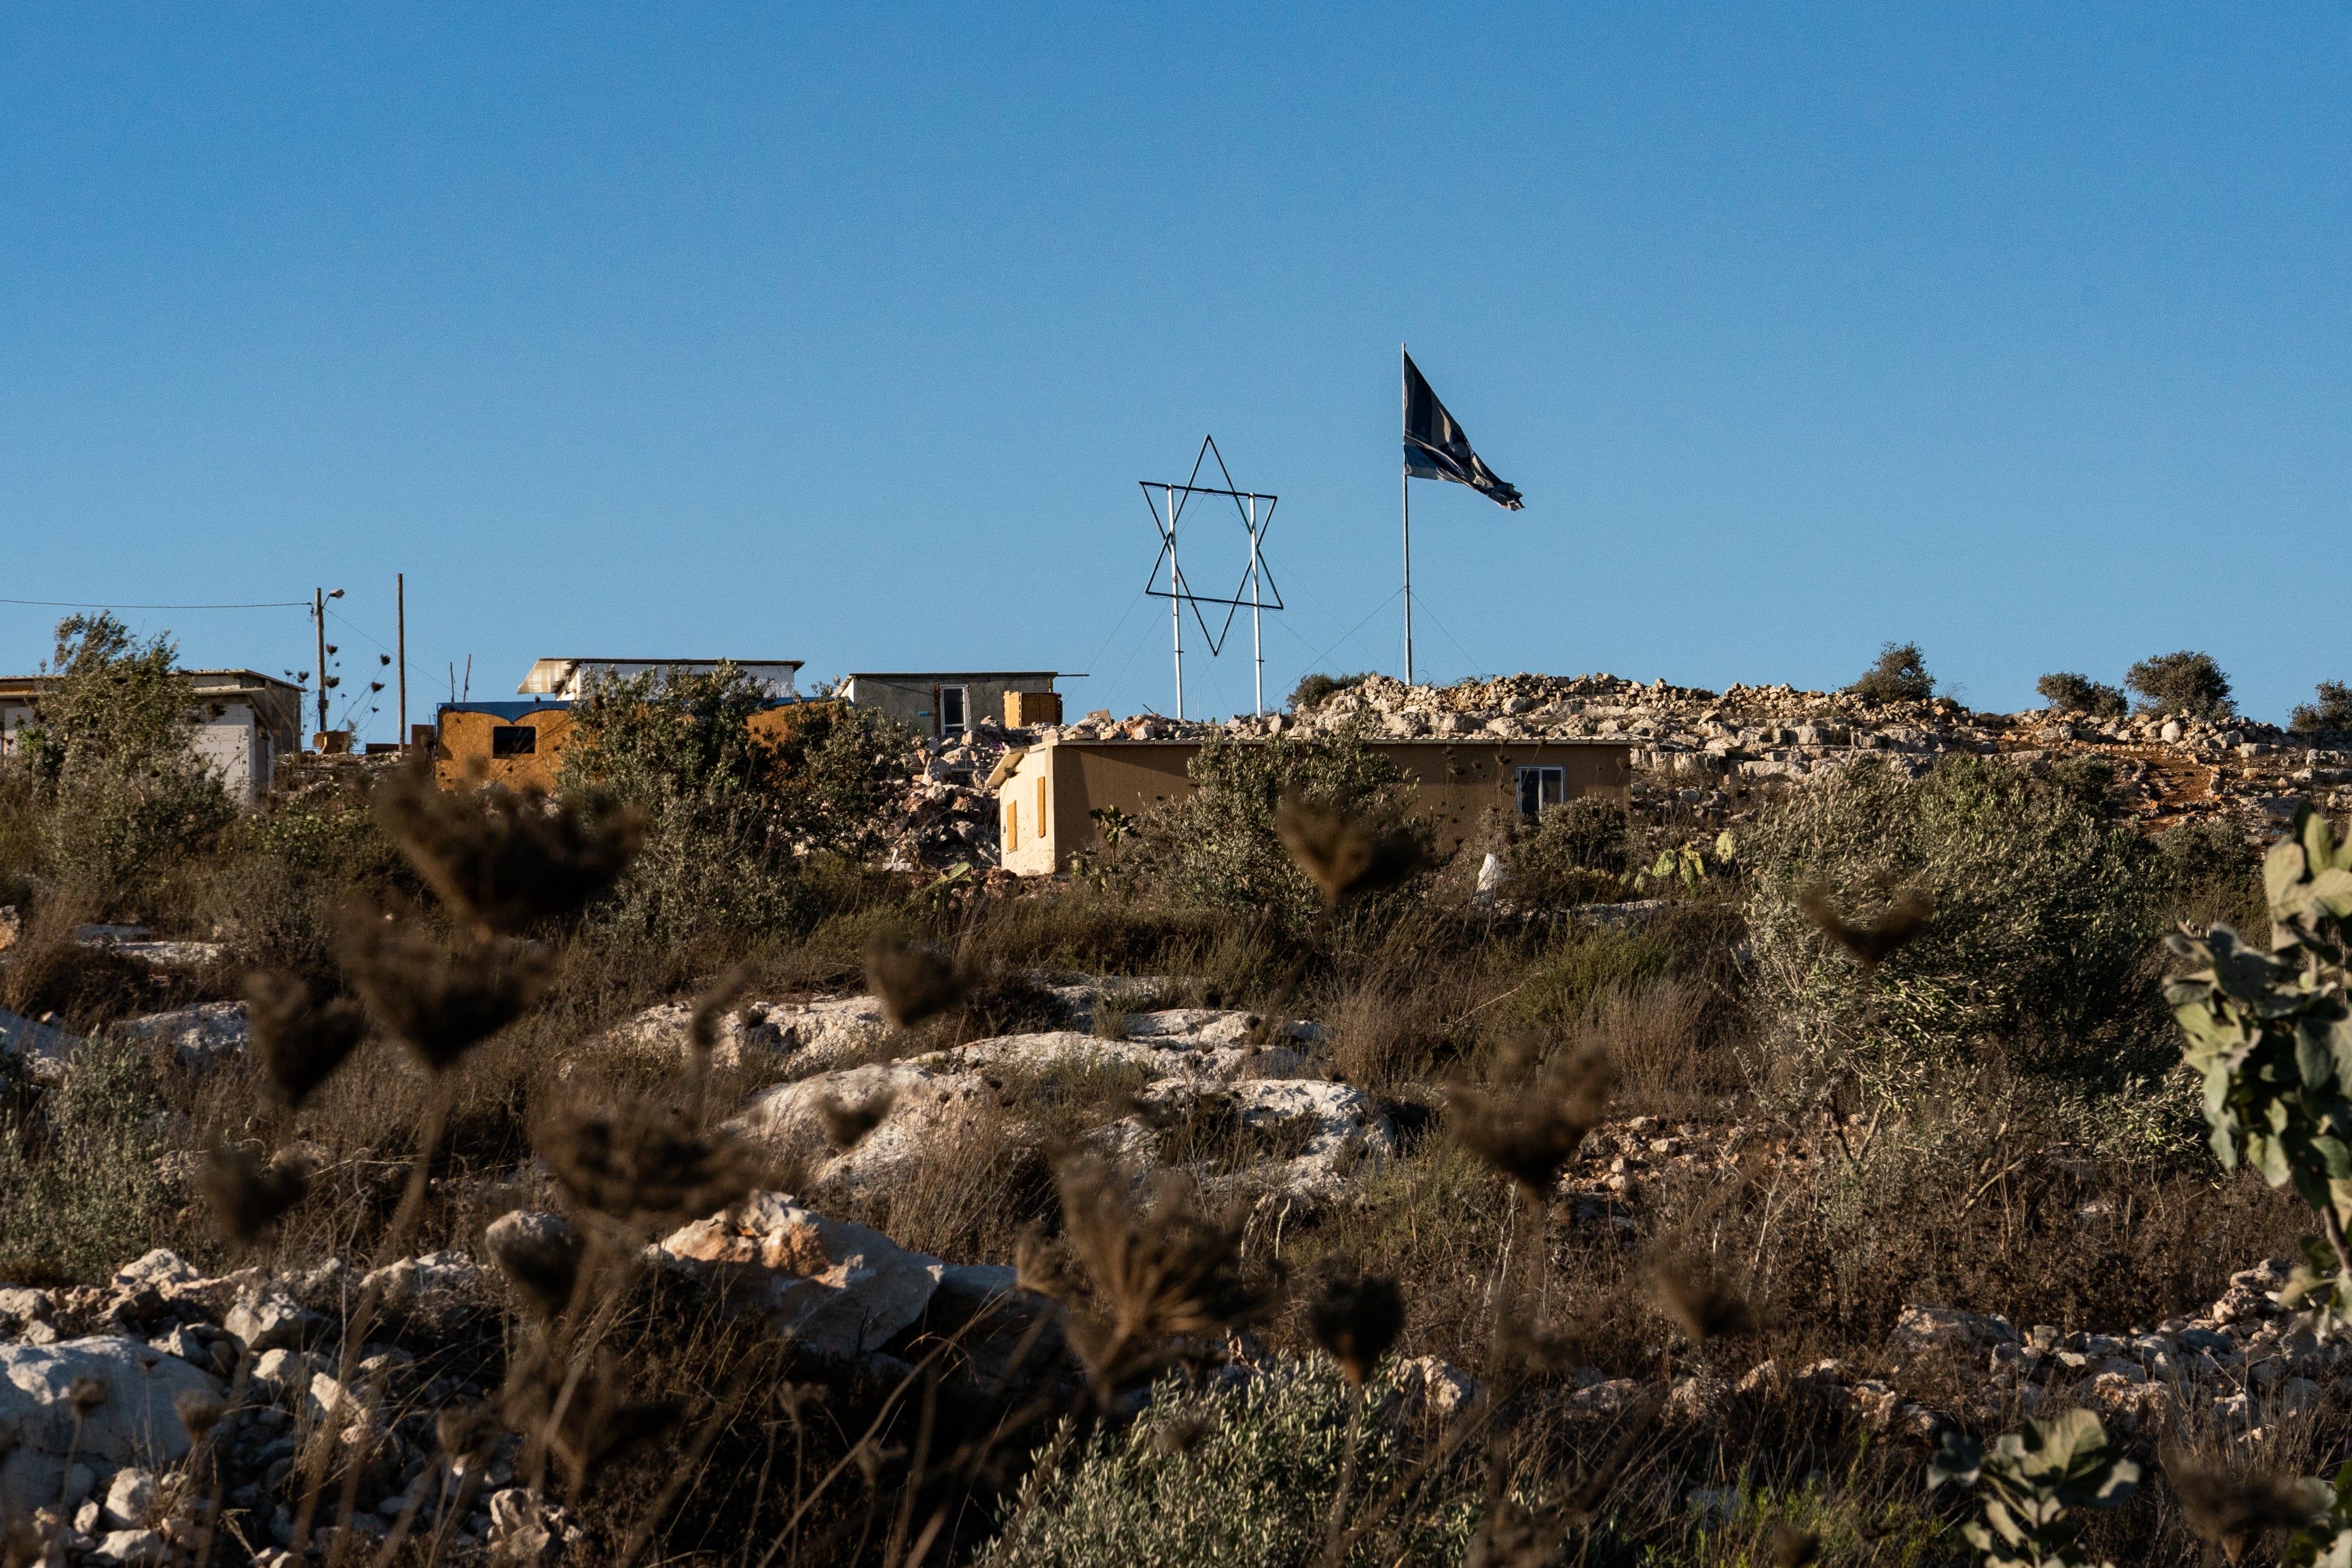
[657,1192,946,1360]
[0,1336,223,1517]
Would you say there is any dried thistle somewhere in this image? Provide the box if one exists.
[690,961,758,1055]
[540,1096,769,1228]
[199,1141,311,1245]
[499,1343,681,1489]
[174,1389,226,1444]
[816,1090,897,1152]
[1798,883,1932,969]
[1150,1412,1212,1456]
[1650,1261,1758,1343]
[340,911,552,1071]
[2163,1450,2330,1565]
[484,1209,585,1319]
[243,970,367,1108]
[1275,797,1424,907]
[865,935,966,1029]
[1770,1524,1820,1567]
[436,1403,499,1465]
[1054,1153,1273,1395]
[1307,1275,1404,1387]
[374,753,642,935]
[1447,1039,1613,1194]
[68,1376,106,1416]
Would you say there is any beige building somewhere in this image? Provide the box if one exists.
[991,735,1635,876]
[839,672,1062,739]
[0,669,303,803]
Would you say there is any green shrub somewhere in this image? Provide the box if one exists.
[2124,650,2234,720]
[13,613,236,914]
[2292,680,2352,735]
[1504,797,1631,905]
[1849,642,1934,704]
[1119,729,1426,937]
[985,1360,1486,1567]
[558,666,910,947]
[1288,672,1369,714]
[1506,926,1671,1028]
[2042,756,2121,817]
[2036,672,2127,718]
[1744,755,2164,1087]
[0,1035,189,1283]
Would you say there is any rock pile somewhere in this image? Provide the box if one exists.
[1038,671,2352,833]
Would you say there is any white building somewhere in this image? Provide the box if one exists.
[516,657,804,701]
[0,669,304,804]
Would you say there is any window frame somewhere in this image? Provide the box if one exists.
[1515,765,1566,818]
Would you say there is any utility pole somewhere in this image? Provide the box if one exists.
[312,587,328,742]
[396,572,408,755]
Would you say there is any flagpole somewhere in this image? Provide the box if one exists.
[1167,483,1184,721]
[1248,492,1264,716]
[1400,342,1414,687]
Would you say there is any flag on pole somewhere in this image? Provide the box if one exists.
[1403,352,1523,509]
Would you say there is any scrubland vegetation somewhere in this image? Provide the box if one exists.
[8,620,2352,1567]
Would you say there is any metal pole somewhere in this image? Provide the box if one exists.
[1401,344,1414,687]
[1167,484,1184,721]
[1248,492,1264,716]
[396,572,408,755]
[313,587,327,742]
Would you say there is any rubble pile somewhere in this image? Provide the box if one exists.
[1043,671,2352,833]
[876,719,1048,873]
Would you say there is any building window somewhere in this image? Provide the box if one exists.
[1005,801,1018,850]
[940,685,969,735]
[492,726,538,757]
[1515,765,1565,818]
[1035,777,1047,838]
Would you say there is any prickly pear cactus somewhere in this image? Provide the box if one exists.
[2169,803,2352,1325]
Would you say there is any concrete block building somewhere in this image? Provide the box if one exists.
[839,672,1062,739]
[0,669,302,803]
[990,735,1635,876]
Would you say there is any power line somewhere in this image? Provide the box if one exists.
[0,598,310,610]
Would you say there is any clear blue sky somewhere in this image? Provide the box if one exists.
[3,5,2347,736]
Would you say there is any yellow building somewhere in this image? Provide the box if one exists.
[990,735,1635,875]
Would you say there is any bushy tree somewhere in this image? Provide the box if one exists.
[2291,680,2352,735]
[1849,642,1934,704]
[1504,796,1631,906]
[16,613,234,913]
[558,663,911,943]
[2123,650,2234,720]
[1119,727,1424,936]
[1744,755,2167,1087]
[2036,672,2127,718]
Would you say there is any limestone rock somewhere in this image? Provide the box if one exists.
[102,1467,155,1530]
[0,1335,223,1517]
[658,1192,947,1360]
[1389,1355,1481,1419]
[226,1285,308,1352]
[115,1001,249,1072]
[1889,1305,2019,1360]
